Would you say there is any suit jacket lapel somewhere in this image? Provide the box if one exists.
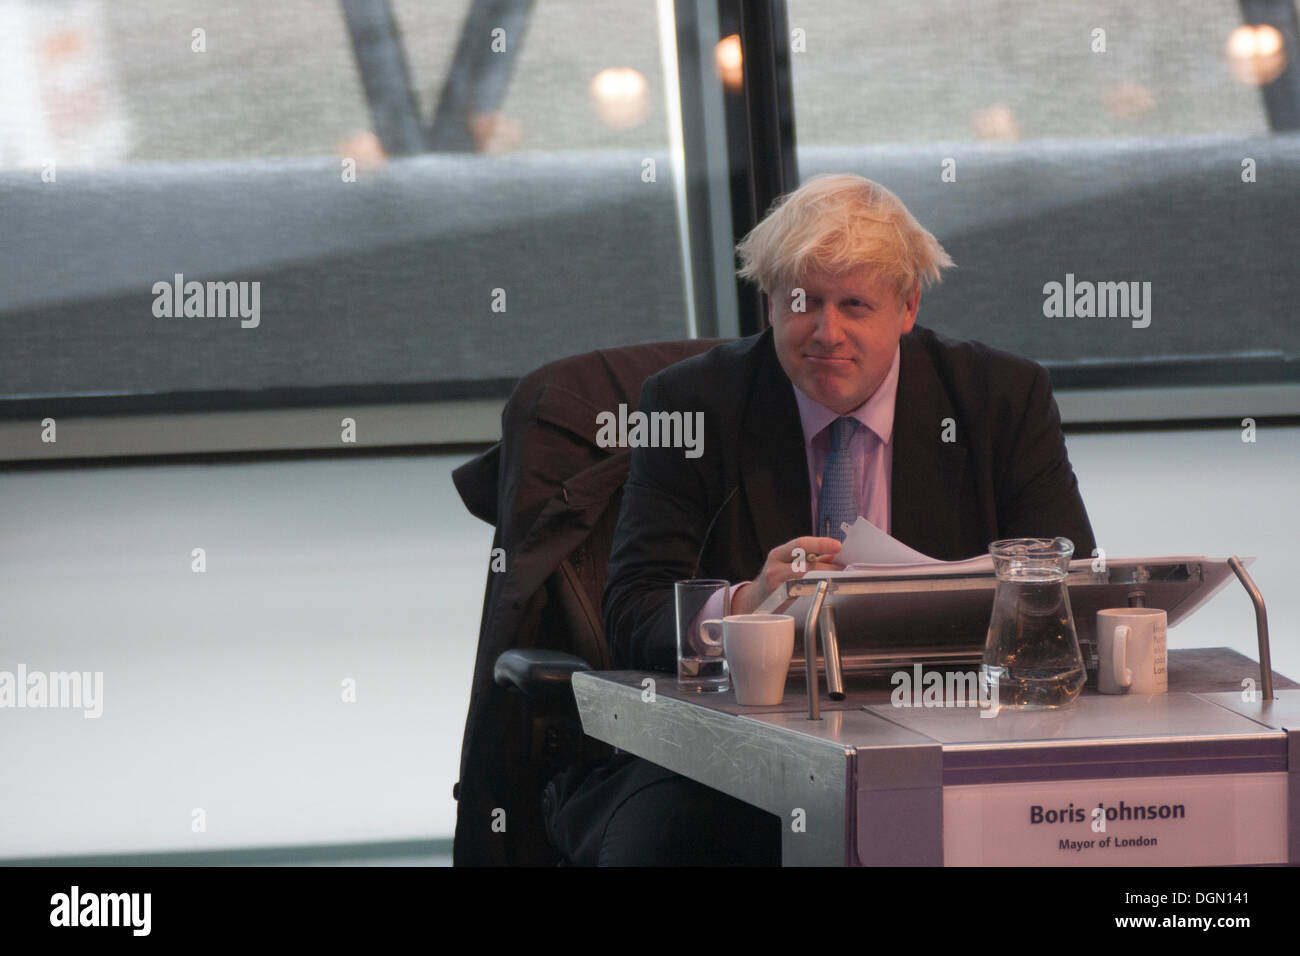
[890,330,969,558]
[740,332,811,553]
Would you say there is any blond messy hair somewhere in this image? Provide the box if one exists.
[736,173,954,304]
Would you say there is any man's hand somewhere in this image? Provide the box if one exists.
[730,536,843,615]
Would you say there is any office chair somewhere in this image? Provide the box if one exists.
[451,338,724,866]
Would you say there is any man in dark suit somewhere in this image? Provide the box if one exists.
[553,174,1095,865]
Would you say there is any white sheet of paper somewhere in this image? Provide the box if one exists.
[834,516,931,564]
[829,516,995,575]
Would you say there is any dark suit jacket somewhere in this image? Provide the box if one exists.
[603,323,1096,671]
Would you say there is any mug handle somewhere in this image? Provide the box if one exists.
[699,619,724,649]
[1113,624,1133,688]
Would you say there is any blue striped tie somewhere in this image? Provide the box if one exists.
[817,416,858,542]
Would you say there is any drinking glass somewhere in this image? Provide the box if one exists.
[675,579,730,692]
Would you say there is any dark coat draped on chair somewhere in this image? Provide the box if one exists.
[450,338,723,866]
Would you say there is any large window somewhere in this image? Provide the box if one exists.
[5,0,1296,434]
[787,0,1299,389]
[0,0,693,412]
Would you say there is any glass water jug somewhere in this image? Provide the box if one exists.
[981,538,1086,709]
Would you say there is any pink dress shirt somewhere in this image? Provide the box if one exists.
[703,345,901,617]
[793,342,899,537]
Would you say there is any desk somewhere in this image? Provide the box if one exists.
[572,649,1298,866]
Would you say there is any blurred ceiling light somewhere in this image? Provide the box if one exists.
[589,67,649,128]
[468,111,524,153]
[1226,23,1287,85]
[337,131,387,170]
[973,104,1020,142]
[1105,81,1156,119]
[43,30,86,61]
[716,34,743,92]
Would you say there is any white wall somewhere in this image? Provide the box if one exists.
[1067,424,1298,682]
[0,425,1295,859]
[0,452,491,858]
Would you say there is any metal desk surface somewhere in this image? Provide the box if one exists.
[866,692,1277,749]
[1199,689,1300,733]
[571,648,1298,865]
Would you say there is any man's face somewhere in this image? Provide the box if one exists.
[769,266,920,414]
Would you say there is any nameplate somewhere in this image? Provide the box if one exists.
[943,772,1288,866]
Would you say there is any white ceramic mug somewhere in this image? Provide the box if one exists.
[722,614,795,706]
[1097,607,1168,694]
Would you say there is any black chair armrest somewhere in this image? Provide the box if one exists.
[494,649,593,703]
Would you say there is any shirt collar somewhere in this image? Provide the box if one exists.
[792,344,901,446]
